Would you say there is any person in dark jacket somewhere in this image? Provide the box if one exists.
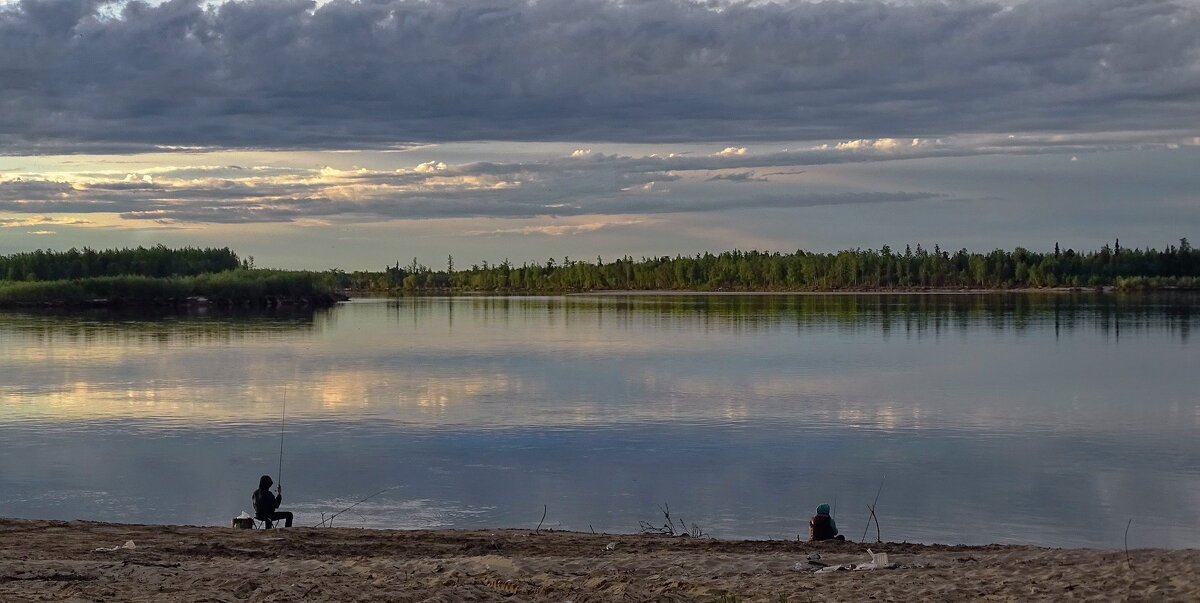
[252,475,293,528]
[809,503,844,541]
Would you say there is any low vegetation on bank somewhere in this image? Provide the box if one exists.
[0,247,343,308]
[342,239,1199,293]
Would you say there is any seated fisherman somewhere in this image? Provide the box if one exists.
[252,475,293,528]
[809,503,845,541]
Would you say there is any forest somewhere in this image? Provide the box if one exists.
[0,246,242,281]
[343,239,1199,292]
[3,240,1197,304]
[0,246,340,307]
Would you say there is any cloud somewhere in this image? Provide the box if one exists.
[0,178,76,200]
[0,215,94,227]
[0,0,1197,152]
[706,172,768,183]
[0,140,970,222]
[5,128,1197,225]
[468,218,651,237]
[414,161,448,173]
[830,138,920,152]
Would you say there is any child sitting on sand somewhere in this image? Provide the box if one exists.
[810,504,844,541]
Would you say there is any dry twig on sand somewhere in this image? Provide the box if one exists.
[638,503,703,537]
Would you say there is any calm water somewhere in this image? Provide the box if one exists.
[1,294,1197,548]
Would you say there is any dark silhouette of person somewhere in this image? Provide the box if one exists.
[252,475,293,528]
[810,503,845,541]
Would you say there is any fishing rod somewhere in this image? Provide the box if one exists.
[278,388,286,488]
[312,486,397,528]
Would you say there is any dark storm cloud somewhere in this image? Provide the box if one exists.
[1,0,1198,152]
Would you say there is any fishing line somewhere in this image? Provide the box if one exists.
[312,485,400,528]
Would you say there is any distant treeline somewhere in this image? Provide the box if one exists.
[342,239,1199,292]
[0,245,242,281]
[0,246,341,308]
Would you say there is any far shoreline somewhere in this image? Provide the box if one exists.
[353,285,1200,297]
[567,287,1102,296]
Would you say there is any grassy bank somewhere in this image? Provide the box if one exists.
[1112,275,1200,290]
[0,270,344,308]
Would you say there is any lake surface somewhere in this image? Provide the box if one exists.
[1,294,1197,548]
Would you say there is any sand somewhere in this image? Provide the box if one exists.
[1,518,1196,602]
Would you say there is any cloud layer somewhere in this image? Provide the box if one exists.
[2,138,988,223]
[2,0,1198,152]
[4,130,1199,224]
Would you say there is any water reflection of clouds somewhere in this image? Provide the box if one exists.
[3,330,1196,439]
[311,370,521,415]
[1,299,1196,454]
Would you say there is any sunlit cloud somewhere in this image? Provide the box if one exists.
[825,138,923,152]
[0,216,94,227]
[1,132,1195,226]
[467,218,651,237]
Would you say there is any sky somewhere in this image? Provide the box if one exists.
[0,0,1198,270]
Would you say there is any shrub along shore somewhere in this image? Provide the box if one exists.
[0,247,344,308]
[0,271,346,308]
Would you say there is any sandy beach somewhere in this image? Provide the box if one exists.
[1,518,1196,602]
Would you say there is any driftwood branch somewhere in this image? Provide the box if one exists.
[535,504,548,534]
[868,504,881,542]
[861,479,885,543]
[1124,518,1133,569]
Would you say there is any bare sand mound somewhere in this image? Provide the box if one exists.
[1,518,1195,601]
